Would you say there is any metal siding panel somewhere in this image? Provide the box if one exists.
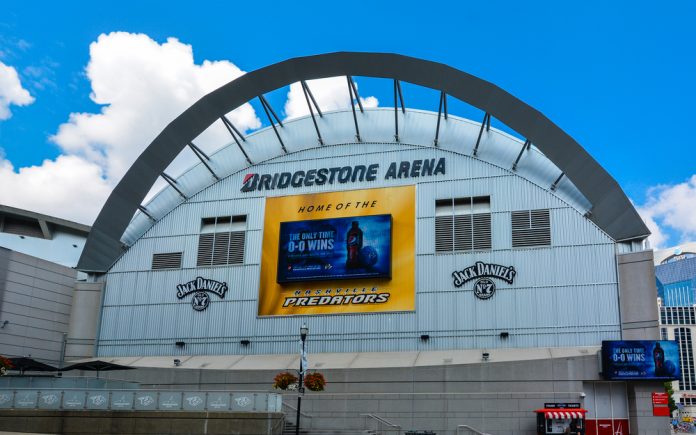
[100,140,621,357]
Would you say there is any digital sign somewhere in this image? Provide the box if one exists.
[277,214,392,283]
[258,186,415,316]
[601,340,681,380]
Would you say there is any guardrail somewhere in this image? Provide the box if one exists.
[282,400,314,419]
[456,424,492,435]
[361,413,402,434]
[0,388,281,412]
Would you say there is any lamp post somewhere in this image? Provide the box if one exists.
[296,323,308,435]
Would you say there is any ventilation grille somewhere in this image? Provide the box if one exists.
[435,216,454,252]
[152,252,183,270]
[2,217,45,239]
[197,231,245,266]
[511,209,551,248]
[435,197,492,252]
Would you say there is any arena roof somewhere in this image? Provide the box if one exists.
[77,52,649,272]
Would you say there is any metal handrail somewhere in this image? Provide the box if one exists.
[457,424,492,435]
[361,413,401,434]
[283,400,313,418]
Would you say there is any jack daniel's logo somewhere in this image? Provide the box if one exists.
[452,262,516,300]
[176,277,227,311]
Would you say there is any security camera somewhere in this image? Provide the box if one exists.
[580,392,586,398]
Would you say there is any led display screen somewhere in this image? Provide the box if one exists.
[601,340,681,380]
[277,214,392,283]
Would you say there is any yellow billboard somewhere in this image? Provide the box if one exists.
[258,185,415,316]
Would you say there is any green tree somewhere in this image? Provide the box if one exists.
[665,381,677,414]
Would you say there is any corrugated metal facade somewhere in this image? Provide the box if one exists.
[97,110,620,357]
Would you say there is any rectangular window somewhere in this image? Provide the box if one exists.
[511,209,551,248]
[435,197,491,253]
[676,327,695,390]
[152,252,183,270]
[197,215,246,267]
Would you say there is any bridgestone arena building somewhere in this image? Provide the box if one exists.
[59,53,666,434]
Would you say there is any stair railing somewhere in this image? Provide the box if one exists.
[282,400,314,419]
[361,413,401,434]
[456,424,492,435]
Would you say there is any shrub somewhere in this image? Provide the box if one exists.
[273,371,298,390]
[0,356,13,376]
[304,372,326,392]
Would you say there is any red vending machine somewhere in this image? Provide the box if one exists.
[535,403,588,435]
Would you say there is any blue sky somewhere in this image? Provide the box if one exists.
[0,1,694,247]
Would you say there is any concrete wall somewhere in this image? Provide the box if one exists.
[627,382,670,434]
[0,410,283,434]
[65,281,104,361]
[0,247,76,364]
[617,250,660,340]
[89,354,671,434]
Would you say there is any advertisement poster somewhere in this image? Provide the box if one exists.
[277,215,392,283]
[258,186,414,316]
[601,340,681,380]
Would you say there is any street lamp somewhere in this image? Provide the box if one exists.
[296,323,309,435]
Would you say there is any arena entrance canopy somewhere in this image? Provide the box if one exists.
[77,52,649,272]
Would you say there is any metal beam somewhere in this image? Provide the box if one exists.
[393,80,400,142]
[396,80,405,113]
[347,76,361,141]
[220,116,252,164]
[472,113,491,156]
[187,142,219,180]
[434,91,447,146]
[301,81,324,145]
[550,172,565,191]
[301,81,322,117]
[258,95,287,153]
[160,172,187,199]
[258,95,283,127]
[393,80,405,142]
[38,220,53,240]
[512,139,531,171]
[347,76,364,113]
[138,205,156,222]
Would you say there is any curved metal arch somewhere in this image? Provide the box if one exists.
[77,52,648,272]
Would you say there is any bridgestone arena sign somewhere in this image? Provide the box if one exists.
[241,158,445,192]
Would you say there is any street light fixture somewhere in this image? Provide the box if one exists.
[296,323,309,435]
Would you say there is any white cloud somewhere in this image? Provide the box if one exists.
[636,206,668,249]
[284,76,378,120]
[51,32,260,182]
[0,32,261,224]
[0,61,34,120]
[0,155,111,224]
[638,175,696,248]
